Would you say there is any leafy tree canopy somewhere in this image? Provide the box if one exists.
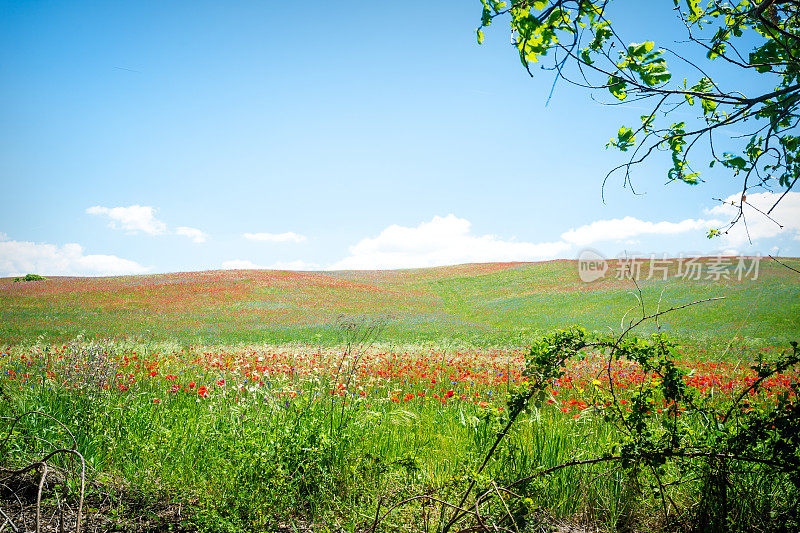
[478,0,800,237]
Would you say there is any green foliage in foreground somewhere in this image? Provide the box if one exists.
[494,329,800,532]
[1,330,798,532]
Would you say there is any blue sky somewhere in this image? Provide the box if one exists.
[1,0,798,276]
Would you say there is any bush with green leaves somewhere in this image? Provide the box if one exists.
[427,328,800,532]
[12,274,46,283]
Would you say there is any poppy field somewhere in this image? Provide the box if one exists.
[1,259,799,531]
[3,339,794,418]
[1,332,798,531]
[2,258,799,349]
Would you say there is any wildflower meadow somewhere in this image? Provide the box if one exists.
[1,259,799,532]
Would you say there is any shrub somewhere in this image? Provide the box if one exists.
[12,274,46,282]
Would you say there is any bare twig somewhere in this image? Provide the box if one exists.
[0,412,86,533]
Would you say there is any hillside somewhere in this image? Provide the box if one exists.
[2,258,798,348]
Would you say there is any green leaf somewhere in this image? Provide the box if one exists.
[701,97,717,115]
[723,155,747,170]
[608,126,636,151]
[589,21,612,51]
[685,0,703,20]
[608,75,628,100]
[480,3,492,26]
[627,41,654,58]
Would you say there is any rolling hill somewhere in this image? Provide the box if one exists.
[2,258,798,349]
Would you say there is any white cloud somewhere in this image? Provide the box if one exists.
[175,226,208,243]
[86,205,167,235]
[329,214,571,270]
[0,232,7,241]
[705,191,800,246]
[87,205,209,243]
[561,216,718,246]
[0,240,150,277]
[242,232,307,243]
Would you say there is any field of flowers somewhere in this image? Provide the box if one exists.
[3,341,794,418]
[1,259,798,530]
[2,258,799,348]
[1,334,797,531]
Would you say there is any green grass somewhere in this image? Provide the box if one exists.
[1,337,796,532]
[0,349,647,531]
